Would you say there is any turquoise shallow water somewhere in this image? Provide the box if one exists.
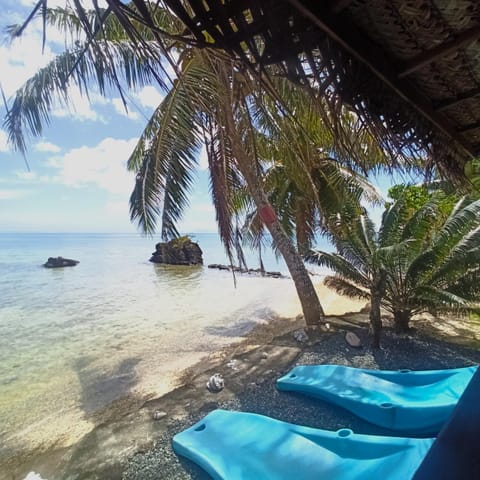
[0,232,322,473]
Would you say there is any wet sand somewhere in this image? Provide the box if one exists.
[12,285,480,480]
[4,283,365,480]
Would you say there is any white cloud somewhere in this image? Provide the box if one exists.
[48,137,138,194]
[0,130,9,152]
[0,11,104,123]
[178,202,216,233]
[109,86,165,121]
[0,25,56,98]
[34,141,61,153]
[16,170,37,180]
[13,170,52,184]
[112,98,140,120]
[135,86,164,109]
[0,189,31,200]
[51,87,106,122]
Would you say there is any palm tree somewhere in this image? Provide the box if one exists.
[127,47,329,324]
[307,190,480,345]
[2,4,331,326]
[240,80,384,255]
[4,4,390,327]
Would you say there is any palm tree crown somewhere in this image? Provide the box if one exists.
[307,188,480,341]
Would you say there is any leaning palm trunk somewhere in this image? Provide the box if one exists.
[266,218,326,325]
[225,113,325,326]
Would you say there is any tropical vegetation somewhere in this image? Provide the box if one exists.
[306,187,480,346]
[3,3,387,327]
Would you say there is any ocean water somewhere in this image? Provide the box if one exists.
[0,232,329,473]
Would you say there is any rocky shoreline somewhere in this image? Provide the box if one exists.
[123,320,480,480]
[13,312,480,480]
[122,316,480,480]
[207,264,284,278]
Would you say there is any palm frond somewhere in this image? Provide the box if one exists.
[305,250,371,288]
[206,117,238,262]
[323,276,370,300]
[431,198,480,259]
[415,285,479,312]
[128,53,211,236]
[129,147,162,235]
[4,39,168,153]
[378,196,408,247]
[429,228,480,285]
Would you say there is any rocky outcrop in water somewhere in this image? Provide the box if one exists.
[43,257,79,268]
[208,264,283,278]
[150,236,203,265]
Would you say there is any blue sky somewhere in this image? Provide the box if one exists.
[0,1,399,234]
[0,0,217,233]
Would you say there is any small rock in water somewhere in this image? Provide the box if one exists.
[206,373,224,392]
[43,256,79,268]
[293,328,309,343]
[345,331,362,348]
[152,410,167,421]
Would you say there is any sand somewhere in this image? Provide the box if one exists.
[10,285,480,480]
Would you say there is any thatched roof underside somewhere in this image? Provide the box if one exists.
[160,0,480,178]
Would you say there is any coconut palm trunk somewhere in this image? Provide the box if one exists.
[265,218,326,325]
[370,269,386,348]
[226,118,325,326]
[393,310,411,333]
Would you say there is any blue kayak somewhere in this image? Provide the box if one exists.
[276,365,478,434]
[172,409,434,480]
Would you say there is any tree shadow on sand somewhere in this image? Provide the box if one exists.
[203,307,280,338]
[72,356,141,417]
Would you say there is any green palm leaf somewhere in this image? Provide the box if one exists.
[305,250,371,289]
[323,276,370,300]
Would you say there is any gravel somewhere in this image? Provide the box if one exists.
[122,328,480,480]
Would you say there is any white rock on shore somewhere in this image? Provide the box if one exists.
[24,473,47,480]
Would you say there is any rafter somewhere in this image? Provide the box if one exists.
[329,0,354,14]
[286,0,476,159]
[435,87,480,112]
[458,121,480,134]
[398,26,480,79]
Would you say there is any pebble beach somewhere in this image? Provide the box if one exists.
[15,310,480,480]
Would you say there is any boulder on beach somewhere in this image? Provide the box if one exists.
[150,236,203,265]
[43,257,79,268]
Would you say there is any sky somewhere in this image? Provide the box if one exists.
[0,0,217,233]
[0,1,398,234]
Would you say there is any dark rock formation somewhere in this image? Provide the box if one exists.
[150,236,203,265]
[207,264,284,278]
[44,257,79,268]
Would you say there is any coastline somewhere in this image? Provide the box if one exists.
[6,284,480,480]
[3,282,364,480]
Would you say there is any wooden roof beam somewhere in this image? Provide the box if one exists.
[398,26,480,79]
[329,0,354,14]
[286,0,476,159]
[435,87,480,112]
[458,121,480,133]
